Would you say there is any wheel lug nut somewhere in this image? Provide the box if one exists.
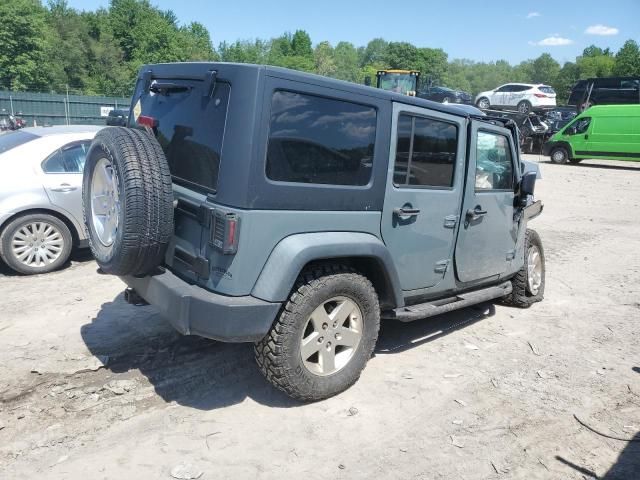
[317,336,324,343]
[335,333,342,340]
[322,323,328,330]
[326,342,332,350]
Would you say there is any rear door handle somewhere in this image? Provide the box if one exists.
[584,134,589,140]
[466,206,487,220]
[393,207,421,217]
[50,183,77,192]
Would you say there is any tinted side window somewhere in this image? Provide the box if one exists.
[266,91,376,186]
[475,132,514,191]
[393,114,457,188]
[42,143,89,173]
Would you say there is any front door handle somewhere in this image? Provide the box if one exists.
[584,134,589,140]
[50,183,77,192]
[466,206,487,221]
[394,207,421,217]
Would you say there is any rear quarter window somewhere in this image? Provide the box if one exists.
[539,86,555,94]
[266,91,376,186]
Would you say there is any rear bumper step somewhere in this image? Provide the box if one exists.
[382,281,512,322]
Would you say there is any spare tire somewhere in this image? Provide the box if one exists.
[83,127,173,276]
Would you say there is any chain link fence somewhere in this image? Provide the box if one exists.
[0,90,131,127]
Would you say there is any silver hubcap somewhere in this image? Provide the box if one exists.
[443,97,450,104]
[552,150,565,162]
[300,296,363,376]
[479,100,488,109]
[91,158,120,247]
[527,245,543,295]
[11,222,64,268]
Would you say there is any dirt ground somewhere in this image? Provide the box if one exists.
[1,154,639,480]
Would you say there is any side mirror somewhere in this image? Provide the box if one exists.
[520,171,537,198]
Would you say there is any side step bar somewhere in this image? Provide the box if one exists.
[382,281,512,322]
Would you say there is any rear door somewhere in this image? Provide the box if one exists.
[381,103,466,291]
[40,141,90,225]
[130,74,230,283]
[455,121,518,282]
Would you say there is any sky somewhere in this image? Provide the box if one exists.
[66,0,640,64]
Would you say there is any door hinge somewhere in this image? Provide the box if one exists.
[197,205,214,228]
[443,215,458,229]
[506,249,516,261]
[434,260,450,274]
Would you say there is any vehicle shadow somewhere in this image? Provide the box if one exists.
[376,303,495,354]
[81,293,299,410]
[82,295,497,411]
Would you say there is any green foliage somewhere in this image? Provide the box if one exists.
[0,0,50,90]
[613,40,640,76]
[1,1,639,101]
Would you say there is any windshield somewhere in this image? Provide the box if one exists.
[0,130,39,155]
[378,73,417,95]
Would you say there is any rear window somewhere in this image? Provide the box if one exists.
[539,86,555,94]
[0,130,38,154]
[136,79,230,193]
[266,91,376,186]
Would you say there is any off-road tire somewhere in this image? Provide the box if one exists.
[0,213,72,275]
[83,127,173,276]
[503,229,545,308]
[550,146,569,164]
[254,265,380,401]
[517,100,532,114]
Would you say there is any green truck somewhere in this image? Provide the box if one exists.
[543,104,640,164]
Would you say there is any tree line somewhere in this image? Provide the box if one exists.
[1,0,639,102]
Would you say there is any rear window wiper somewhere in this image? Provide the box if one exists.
[149,82,191,95]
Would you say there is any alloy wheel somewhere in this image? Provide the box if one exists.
[300,296,363,376]
[90,157,120,247]
[527,245,543,295]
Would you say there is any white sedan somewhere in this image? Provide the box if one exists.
[0,125,101,274]
[475,83,557,113]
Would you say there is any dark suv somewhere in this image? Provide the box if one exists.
[82,63,545,401]
[568,76,640,112]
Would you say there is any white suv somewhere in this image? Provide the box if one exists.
[475,83,557,113]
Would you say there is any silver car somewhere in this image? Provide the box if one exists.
[0,125,101,274]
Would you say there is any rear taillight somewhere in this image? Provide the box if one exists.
[137,115,157,128]
[534,93,547,98]
[210,211,239,255]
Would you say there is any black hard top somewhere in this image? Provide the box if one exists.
[140,62,474,119]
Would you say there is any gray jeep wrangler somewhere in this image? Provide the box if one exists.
[83,63,545,401]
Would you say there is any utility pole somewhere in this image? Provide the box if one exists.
[66,84,70,125]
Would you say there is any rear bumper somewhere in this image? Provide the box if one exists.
[121,270,282,342]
